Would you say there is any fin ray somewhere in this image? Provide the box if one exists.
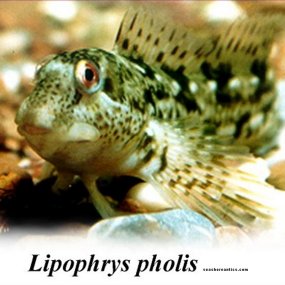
[139,119,285,230]
[114,8,284,77]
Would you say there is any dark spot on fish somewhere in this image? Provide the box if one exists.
[204,36,220,57]
[185,178,198,189]
[205,173,214,180]
[201,61,233,104]
[157,108,163,118]
[262,101,273,113]
[133,44,138,52]
[246,43,253,55]
[115,26,122,43]
[194,46,203,58]
[196,161,203,168]
[199,181,209,190]
[233,40,240,52]
[73,90,82,105]
[205,165,213,172]
[214,184,223,192]
[169,29,176,41]
[171,46,179,55]
[96,113,104,122]
[251,59,266,81]
[143,148,155,163]
[138,134,153,150]
[251,46,258,56]
[154,38,160,46]
[156,52,164,63]
[158,146,168,172]
[144,88,156,113]
[216,47,222,59]
[156,89,168,100]
[227,38,234,49]
[122,38,129,50]
[104,77,114,93]
[176,65,185,74]
[161,64,199,113]
[132,99,144,112]
[234,112,250,138]
[184,190,190,196]
[129,13,138,31]
[136,61,155,79]
[146,34,152,42]
[137,28,142,37]
[169,179,176,187]
[179,51,187,59]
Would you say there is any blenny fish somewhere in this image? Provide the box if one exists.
[15,8,285,230]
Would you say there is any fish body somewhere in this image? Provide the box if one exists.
[15,8,285,230]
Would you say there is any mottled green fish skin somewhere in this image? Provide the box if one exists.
[15,9,285,229]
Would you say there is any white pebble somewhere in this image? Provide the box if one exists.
[20,61,37,80]
[18,158,31,169]
[39,1,78,22]
[48,31,70,48]
[1,67,21,93]
[0,30,31,56]
[127,182,171,212]
[204,0,244,22]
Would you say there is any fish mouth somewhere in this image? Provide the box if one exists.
[18,124,51,136]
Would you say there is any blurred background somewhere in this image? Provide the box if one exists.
[0,1,284,237]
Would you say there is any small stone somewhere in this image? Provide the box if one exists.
[0,30,31,56]
[124,182,172,212]
[88,209,215,246]
[38,1,78,23]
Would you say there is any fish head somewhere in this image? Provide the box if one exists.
[15,48,138,168]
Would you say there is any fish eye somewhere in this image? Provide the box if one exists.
[75,60,101,94]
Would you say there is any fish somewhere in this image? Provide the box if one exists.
[15,8,285,231]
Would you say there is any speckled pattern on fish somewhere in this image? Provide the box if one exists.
[15,8,285,231]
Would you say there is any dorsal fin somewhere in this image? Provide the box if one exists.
[199,14,284,74]
[114,8,284,77]
[113,7,210,74]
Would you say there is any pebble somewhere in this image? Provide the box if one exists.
[88,209,216,246]
[125,182,172,212]
[0,30,31,56]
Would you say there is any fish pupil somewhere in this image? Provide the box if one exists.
[85,68,94,81]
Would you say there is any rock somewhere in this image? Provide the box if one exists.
[88,209,215,246]
[124,182,172,213]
